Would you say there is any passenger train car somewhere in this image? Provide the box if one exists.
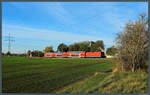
[44,51,106,58]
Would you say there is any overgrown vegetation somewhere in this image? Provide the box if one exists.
[115,13,148,72]
[97,71,148,93]
[57,71,148,94]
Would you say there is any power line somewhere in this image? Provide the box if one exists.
[4,32,15,54]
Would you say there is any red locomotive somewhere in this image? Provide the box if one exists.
[44,51,106,58]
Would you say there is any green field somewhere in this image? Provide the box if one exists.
[2,57,148,93]
[2,57,113,93]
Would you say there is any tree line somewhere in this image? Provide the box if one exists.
[3,40,117,57]
[3,40,107,57]
[23,40,105,57]
[44,40,105,53]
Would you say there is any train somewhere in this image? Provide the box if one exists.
[44,51,106,58]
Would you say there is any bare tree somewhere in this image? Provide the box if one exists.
[115,13,148,72]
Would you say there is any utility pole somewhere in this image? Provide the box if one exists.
[4,32,15,56]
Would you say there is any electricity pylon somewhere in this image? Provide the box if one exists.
[4,32,15,55]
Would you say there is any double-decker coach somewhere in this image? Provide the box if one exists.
[80,52,106,58]
[44,51,106,58]
[70,51,80,58]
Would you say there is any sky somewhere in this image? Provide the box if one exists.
[2,2,148,53]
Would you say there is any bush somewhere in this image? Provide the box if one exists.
[106,46,118,56]
[31,50,44,57]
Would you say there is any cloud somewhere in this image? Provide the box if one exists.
[3,24,109,42]
[2,24,114,53]
[4,2,147,53]
[94,2,148,34]
[44,3,75,25]
[4,24,113,44]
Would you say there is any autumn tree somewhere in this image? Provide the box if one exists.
[69,43,80,51]
[106,46,118,56]
[115,13,148,72]
[44,46,54,53]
